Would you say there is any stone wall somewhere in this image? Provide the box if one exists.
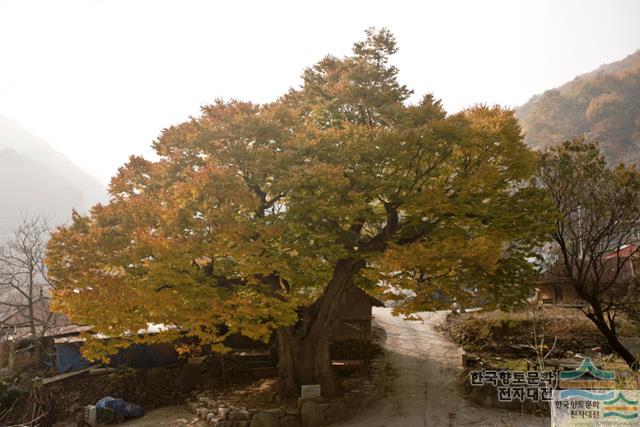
[46,364,198,421]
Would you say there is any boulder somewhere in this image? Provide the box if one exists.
[343,390,365,408]
[285,404,300,416]
[279,416,301,427]
[219,407,231,419]
[250,412,280,427]
[229,409,251,421]
[300,401,323,427]
[263,408,285,418]
[187,401,199,413]
[324,399,348,424]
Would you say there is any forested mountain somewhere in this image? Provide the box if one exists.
[0,116,106,238]
[517,50,640,165]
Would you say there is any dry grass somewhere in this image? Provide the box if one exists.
[444,306,640,389]
[616,371,640,390]
[445,307,608,352]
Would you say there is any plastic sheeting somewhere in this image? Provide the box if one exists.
[96,396,144,418]
[55,343,90,373]
[55,342,179,373]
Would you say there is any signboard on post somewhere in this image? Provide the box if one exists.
[301,384,322,400]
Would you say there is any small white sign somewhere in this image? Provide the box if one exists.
[84,405,97,427]
[301,384,322,399]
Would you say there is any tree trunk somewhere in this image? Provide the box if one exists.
[28,268,37,337]
[275,258,365,397]
[275,323,337,397]
[588,311,639,370]
[275,328,298,397]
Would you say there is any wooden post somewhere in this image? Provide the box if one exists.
[363,319,371,376]
[0,342,8,369]
[8,341,15,372]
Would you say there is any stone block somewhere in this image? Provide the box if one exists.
[250,412,280,427]
[300,401,323,427]
[229,409,251,421]
[324,399,348,424]
[279,416,301,427]
[263,408,285,418]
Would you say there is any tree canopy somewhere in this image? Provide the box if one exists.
[46,29,552,393]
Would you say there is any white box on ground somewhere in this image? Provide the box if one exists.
[84,404,97,427]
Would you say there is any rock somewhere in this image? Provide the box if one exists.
[316,403,329,414]
[343,390,364,408]
[208,413,221,423]
[214,422,232,427]
[342,379,360,390]
[219,407,231,419]
[231,422,251,427]
[229,409,251,421]
[263,408,285,418]
[300,401,323,427]
[250,412,280,427]
[298,397,324,407]
[285,404,300,416]
[324,399,348,424]
[279,416,301,427]
[462,352,480,367]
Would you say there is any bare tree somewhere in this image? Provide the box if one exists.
[0,217,55,341]
[538,138,640,370]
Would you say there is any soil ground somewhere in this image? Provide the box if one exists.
[53,405,205,427]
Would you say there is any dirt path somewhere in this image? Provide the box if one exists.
[54,406,205,427]
[336,308,550,427]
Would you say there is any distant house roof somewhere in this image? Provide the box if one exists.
[603,244,640,259]
[539,245,639,286]
[0,296,78,340]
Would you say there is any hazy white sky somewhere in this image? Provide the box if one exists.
[1,0,639,184]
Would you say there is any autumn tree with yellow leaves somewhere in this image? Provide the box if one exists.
[46,29,552,396]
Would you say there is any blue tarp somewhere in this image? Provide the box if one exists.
[107,343,178,369]
[55,343,90,373]
[55,342,179,373]
[96,396,144,418]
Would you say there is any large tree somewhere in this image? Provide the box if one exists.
[538,138,640,370]
[46,29,551,396]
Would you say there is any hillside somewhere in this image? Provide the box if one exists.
[517,50,640,165]
[0,116,106,238]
